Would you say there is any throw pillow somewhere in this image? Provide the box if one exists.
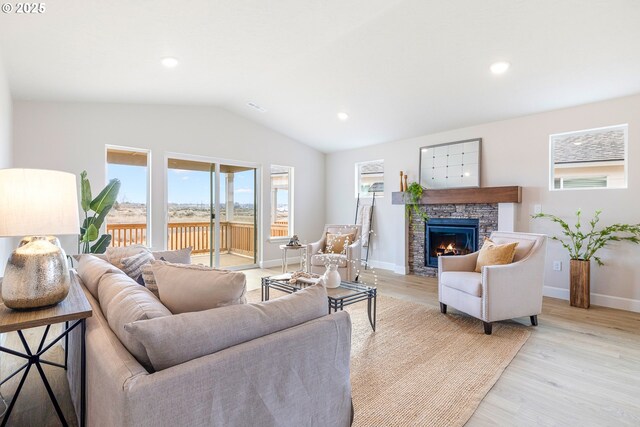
[140,257,166,297]
[491,237,535,262]
[325,232,356,254]
[98,272,172,371]
[121,250,155,281]
[125,284,327,371]
[106,245,150,270]
[150,260,247,314]
[151,247,192,264]
[475,238,519,272]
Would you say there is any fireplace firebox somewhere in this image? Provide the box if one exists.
[425,218,479,268]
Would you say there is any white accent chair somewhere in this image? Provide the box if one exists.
[306,224,362,282]
[438,231,547,335]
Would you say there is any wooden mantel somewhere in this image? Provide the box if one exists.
[391,186,521,205]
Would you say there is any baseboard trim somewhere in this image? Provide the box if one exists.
[543,286,640,313]
[543,286,569,300]
[365,260,396,271]
[394,265,408,275]
[259,257,301,269]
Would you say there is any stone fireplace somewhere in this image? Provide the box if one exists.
[391,186,521,276]
[408,203,499,276]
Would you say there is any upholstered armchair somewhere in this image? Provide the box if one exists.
[438,232,547,335]
[306,224,362,282]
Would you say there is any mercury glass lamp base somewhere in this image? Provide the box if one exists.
[2,236,70,310]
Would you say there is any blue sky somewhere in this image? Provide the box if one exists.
[107,164,259,205]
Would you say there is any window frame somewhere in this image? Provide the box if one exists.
[105,144,152,247]
[269,165,294,240]
[355,159,385,198]
[549,124,628,191]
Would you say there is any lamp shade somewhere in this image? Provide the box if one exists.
[0,168,80,237]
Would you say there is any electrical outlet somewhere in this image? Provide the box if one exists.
[553,261,562,271]
[534,204,542,214]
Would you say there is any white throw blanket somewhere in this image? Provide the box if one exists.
[356,204,372,247]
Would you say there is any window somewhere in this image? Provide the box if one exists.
[270,165,293,238]
[550,124,627,190]
[106,146,151,247]
[355,160,384,197]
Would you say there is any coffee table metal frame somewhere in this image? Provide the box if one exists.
[261,276,377,331]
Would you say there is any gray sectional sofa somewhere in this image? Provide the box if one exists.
[66,255,353,426]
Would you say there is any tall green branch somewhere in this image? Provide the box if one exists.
[532,210,640,266]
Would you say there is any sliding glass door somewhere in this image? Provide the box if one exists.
[166,156,257,269]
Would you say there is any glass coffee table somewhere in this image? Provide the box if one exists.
[261,275,377,331]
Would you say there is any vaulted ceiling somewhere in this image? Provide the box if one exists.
[1,0,639,152]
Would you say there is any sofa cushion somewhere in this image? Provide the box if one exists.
[76,254,124,299]
[440,272,483,297]
[98,272,171,371]
[475,238,518,272]
[311,253,347,267]
[125,284,328,371]
[151,247,192,264]
[106,245,150,270]
[151,261,247,314]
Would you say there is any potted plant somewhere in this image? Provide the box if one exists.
[532,209,640,308]
[404,181,429,223]
[79,171,121,254]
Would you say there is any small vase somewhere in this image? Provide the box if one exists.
[322,264,341,289]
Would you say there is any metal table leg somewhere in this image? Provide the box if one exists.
[0,320,83,427]
[367,291,377,331]
[81,319,86,427]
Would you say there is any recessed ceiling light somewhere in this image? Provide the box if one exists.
[490,61,510,75]
[573,142,583,146]
[161,57,179,68]
[337,112,349,121]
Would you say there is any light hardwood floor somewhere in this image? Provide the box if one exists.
[2,267,639,426]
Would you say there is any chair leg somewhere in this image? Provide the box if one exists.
[439,303,447,314]
[530,315,538,326]
[483,321,493,335]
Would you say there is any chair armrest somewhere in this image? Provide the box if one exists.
[438,252,479,273]
[346,239,361,260]
[481,240,547,322]
[306,239,324,255]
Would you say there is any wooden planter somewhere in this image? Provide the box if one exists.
[570,259,590,308]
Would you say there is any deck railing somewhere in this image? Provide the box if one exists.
[106,221,285,256]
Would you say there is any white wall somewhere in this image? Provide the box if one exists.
[12,101,326,265]
[0,54,12,275]
[326,94,640,311]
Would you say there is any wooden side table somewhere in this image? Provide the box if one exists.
[0,271,92,427]
[279,244,307,273]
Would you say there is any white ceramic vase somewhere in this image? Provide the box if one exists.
[322,264,341,288]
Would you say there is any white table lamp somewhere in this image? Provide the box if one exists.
[0,169,80,309]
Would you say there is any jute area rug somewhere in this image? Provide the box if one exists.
[249,289,530,427]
